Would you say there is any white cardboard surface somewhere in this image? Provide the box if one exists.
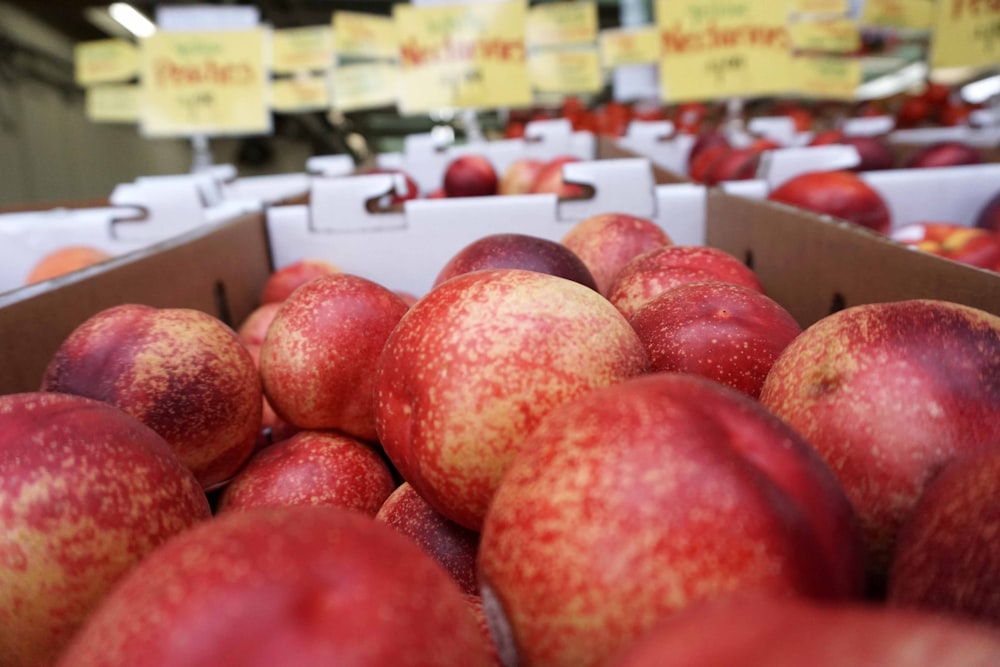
[618,121,696,176]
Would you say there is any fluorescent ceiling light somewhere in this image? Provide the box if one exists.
[962,74,1000,104]
[109,3,156,38]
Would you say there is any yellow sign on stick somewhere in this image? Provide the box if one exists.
[271,74,331,112]
[333,11,398,60]
[655,0,793,102]
[931,0,1000,69]
[861,0,934,30]
[599,27,660,68]
[86,84,141,123]
[140,29,270,137]
[271,26,334,74]
[332,63,399,112]
[75,39,139,86]
[794,55,862,100]
[789,18,861,53]
[526,1,598,47]
[394,1,531,114]
[790,0,850,14]
[530,47,603,94]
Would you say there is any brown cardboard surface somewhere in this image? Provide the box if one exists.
[706,189,1000,328]
[596,136,690,185]
[0,211,272,395]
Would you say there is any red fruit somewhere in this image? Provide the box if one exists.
[560,212,673,296]
[759,300,1000,575]
[945,231,1000,269]
[703,147,763,185]
[628,281,802,399]
[842,136,895,171]
[0,393,210,667]
[443,155,499,198]
[505,121,527,139]
[784,107,814,132]
[58,507,493,667]
[244,344,299,453]
[768,170,892,234]
[260,273,409,441]
[261,259,340,304]
[530,156,587,199]
[433,233,597,291]
[25,245,112,285]
[608,245,764,320]
[809,129,845,146]
[376,482,480,595]
[686,131,731,175]
[218,431,396,516]
[940,102,973,127]
[479,374,865,667]
[896,96,933,128]
[41,305,262,490]
[905,142,982,169]
[362,167,420,205]
[498,158,544,196]
[237,302,283,347]
[889,447,1000,626]
[688,144,731,183]
[606,594,1000,667]
[374,269,650,530]
[975,190,1000,232]
[921,82,951,106]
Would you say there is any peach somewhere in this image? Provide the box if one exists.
[498,158,544,196]
[237,302,283,347]
[443,155,498,198]
[41,305,262,490]
[260,259,340,304]
[530,155,587,199]
[768,170,892,234]
[25,245,112,285]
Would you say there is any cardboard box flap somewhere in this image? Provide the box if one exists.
[222,173,312,204]
[758,145,862,188]
[861,164,1000,230]
[618,121,696,178]
[890,126,1000,148]
[305,154,357,177]
[747,116,804,147]
[842,116,895,136]
[0,210,272,395]
[706,189,1000,327]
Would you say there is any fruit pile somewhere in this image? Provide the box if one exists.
[4,209,1000,667]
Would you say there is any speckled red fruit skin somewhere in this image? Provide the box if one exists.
[443,155,498,198]
[768,170,891,234]
[259,273,409,441]
[759,300,1000,575]
[260,259,340,304]
[629,281,802,399]
[703,148,763,185]
[605,594,1000,667]
[376,482,480,595]
[374,269,650,531]
[561,213,673,296]
[686,131,730,174]
[41,305,262,490]
[689,144,730,183]
[530,156,587,198]
[238,303,283,347]
[905,142,982,169]
[478,374,865,667]
[433,233,598,291]
[499,158,543,196]
[57,506,493,667]
[0,392,210,667]
[888,446,1000,625]
[608,245,764,320]
[218,431,396,516]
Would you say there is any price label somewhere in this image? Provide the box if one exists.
[86,84,140,123]
[332,63,398,112]
[526,1,598,47]
[140,29,270,137]
[271,26,334,74]
[395,1,530,114]
[599,27,660,68]
[861,0,934,30]
[931,0,1000,69]
[530,47,603,94]
[333,11,398,60]
[655,0,792,102]
[271,74,331,112]
[789,18,861,53]
[790,0,850,14]
[75,39,139,86]
[794,55,861,100]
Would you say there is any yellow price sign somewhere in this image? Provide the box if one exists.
[332,63,398,112]
[861,0,934,30]
[271,74,331,112]
[655,0,793,102]
[599,27,660,68]
[530,47,603,94]
[271,26,334,74]
[75,39,139,86]
[395,1,531,114]
[333,11,398,60]
[86,84,140,123]
[790,0,850,14]
[931,0,1000,69]
[526,1,598,47]
[794,55,861,100]
[789,18,861,53]
[140,29,271,137]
